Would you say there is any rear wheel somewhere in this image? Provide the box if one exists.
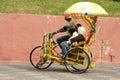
[64,48,90,74]
[30,46,53,69]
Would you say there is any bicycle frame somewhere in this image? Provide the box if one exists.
[41,33,62,62]
[41,32,93,65]
[78,43,93,61]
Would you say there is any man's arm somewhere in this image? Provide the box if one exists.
[56,26,67,33]
[52,26,67,35]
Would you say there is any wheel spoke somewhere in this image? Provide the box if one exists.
[64,48,90,73]
[30,46,53,69]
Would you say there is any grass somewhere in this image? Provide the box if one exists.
[0,0,119,17]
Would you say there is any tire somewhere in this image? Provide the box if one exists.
[29,46,53,69]
[64,48,90,74]
[90,51,93,60]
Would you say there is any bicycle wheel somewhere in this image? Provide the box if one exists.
[29,46,53,69]
[64,48,90,74]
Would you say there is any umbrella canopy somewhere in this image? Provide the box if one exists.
[64,2,108,17]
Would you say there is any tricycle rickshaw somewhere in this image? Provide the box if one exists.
[29,2,108,74]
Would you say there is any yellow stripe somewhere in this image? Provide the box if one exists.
[90,2,108,15]
[65,2,82,13]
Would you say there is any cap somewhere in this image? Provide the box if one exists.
[65,15,71,20]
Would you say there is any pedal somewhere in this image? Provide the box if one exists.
[89,63,96,69]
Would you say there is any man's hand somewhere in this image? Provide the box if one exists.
[52,32,57,36]
[66,40,71,44]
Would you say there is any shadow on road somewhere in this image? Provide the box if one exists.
[4,63,69,73]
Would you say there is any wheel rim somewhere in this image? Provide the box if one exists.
[30,46,53,69]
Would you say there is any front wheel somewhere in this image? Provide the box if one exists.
[29,46,53,69]
[64,48,90,74]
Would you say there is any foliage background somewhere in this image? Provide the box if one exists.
[0,0,119,17]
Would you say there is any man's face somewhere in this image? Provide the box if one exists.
[65,17,68,21]
[65,17,71,22]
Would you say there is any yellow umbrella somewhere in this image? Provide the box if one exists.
[64,2,108,18]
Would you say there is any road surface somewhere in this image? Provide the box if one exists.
[0,63,120,80]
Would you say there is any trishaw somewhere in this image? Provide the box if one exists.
[29,2,108,74]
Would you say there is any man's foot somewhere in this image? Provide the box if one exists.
[36,63,42,68]
[36,59,42,68]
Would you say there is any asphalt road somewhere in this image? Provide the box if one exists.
[0,63,120,80]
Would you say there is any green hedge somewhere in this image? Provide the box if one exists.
[0,0,119,17]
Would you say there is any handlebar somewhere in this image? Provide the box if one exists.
[52,32,57,36]
[43,32,56,42]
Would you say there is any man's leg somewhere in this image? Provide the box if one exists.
[56,35,70,46]
[60,42,69,58]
